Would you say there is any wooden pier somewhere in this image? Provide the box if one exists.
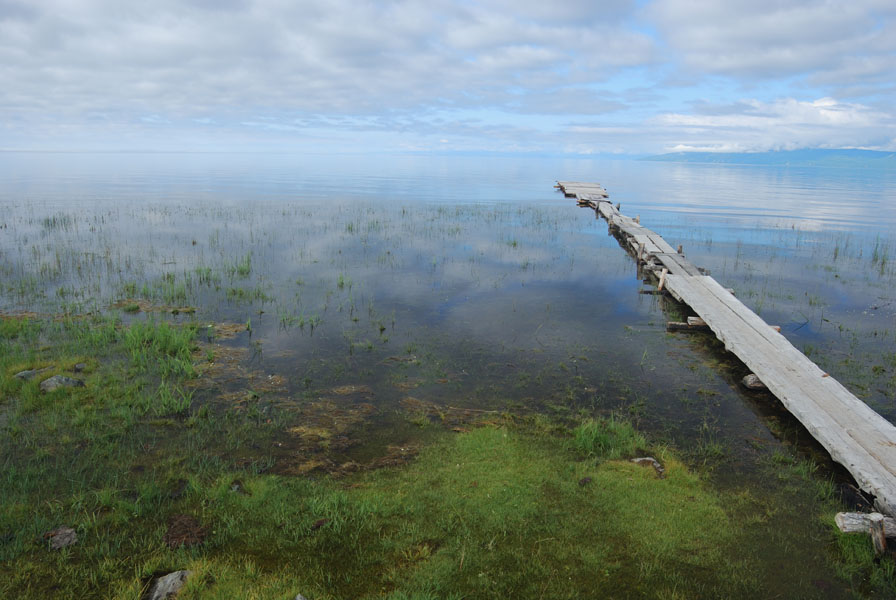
[559,181,896,519]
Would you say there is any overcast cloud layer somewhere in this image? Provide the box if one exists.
[1,0,894,153]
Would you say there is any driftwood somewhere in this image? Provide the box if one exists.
[835,512,896,538]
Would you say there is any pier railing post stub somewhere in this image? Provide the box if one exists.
[871,513,887,556]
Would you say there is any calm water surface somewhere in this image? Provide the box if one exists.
[2,152,894,433]
[3,151,896,595]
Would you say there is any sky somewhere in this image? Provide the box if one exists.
[1,0,895,155]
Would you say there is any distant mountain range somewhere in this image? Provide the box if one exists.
[643,149,896,169]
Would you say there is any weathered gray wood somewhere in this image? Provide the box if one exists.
[663,273,896,517]
[557,182,609,199]
[836,512,896,537]
[871,513,888,555]
[565,180,896,519]
[632,235,663,257]
[654,253,703,276]
[646,234,678,254]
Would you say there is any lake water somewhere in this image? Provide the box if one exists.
[2,151,896,595]
[1,153,894,443]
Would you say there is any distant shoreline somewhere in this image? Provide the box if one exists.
[643,148,896,169]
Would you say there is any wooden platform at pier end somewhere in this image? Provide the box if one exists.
[558,181,896,518]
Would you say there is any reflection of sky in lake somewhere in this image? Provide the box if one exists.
[1,152,895,431]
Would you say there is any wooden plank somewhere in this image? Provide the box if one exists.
[645,233,677,254]
[563,179,896,516]
[632,235,662,256]
[837,512,896,537]
[559,182,609,198]
[653,253,702,276]
[663,272,896,516]
[560,182,607,192]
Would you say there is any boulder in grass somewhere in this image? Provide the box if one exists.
[14,366,53,380]
[40,375,85,392]
[143,570,191,600]
[44,526,78,550]
[631,456,666,478]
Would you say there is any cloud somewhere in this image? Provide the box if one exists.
[0,0,651,119]
[653,97,896,152]
[647,0,896,87]
[1,0,894,153]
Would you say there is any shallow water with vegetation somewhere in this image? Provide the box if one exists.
[1,152,895,598]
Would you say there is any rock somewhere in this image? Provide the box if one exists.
[631,457,666,478]
[741,374,768,391]
[14,366,53,380]
[230,479,250,495]
[72,363,88,373]
[294,595,308,600]
[44,526,78,550]
[143,570,191,600]
[40,375,85,392]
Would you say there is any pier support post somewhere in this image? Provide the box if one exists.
[871,514,887,556]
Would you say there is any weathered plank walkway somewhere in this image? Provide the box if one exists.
[559,181,896,518]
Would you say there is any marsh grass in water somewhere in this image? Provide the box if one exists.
[0,318,758,600]
[1,311,894,598]
[3,156,896,598]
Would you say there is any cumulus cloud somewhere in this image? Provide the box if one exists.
[1,0,894,152]
[0,0,651,119]
[647,0,896,84]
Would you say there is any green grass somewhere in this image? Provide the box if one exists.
[2,314,896,599]
[225,253,253,279]
[0,315,750,599]
[225,286,272,304]
[570,416,645,459]
[0,419,752,599]
[124,318,197,379]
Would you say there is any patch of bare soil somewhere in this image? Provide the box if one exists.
[163,514,207,549]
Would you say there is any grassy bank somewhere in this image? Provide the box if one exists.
[0,314,893,598]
